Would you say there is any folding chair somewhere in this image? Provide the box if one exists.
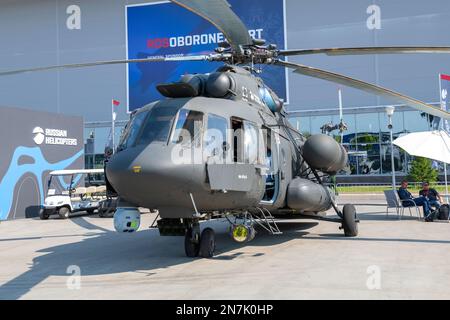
[383,190,421,220]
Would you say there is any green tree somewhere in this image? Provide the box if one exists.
[408,157,438,183]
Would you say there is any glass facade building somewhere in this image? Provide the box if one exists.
[289,105,445,178]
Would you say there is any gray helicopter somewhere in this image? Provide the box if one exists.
[2,0,450,258]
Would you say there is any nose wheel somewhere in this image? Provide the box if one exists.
[184,224,216,258]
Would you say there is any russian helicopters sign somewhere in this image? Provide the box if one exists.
[0,107,83,221]
[126,0,287,112]
[33,127,78,146]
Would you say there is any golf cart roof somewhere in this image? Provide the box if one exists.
[49,169,104,176]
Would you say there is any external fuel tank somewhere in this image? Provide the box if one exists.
[302,134,348,174]
[286,178,333,212]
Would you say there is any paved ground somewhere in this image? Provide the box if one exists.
[1,199,450,300]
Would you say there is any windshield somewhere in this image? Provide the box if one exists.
[48,173,105,194]
[171,109,204,147]
[136,106,180,146]
[117,110,149,151]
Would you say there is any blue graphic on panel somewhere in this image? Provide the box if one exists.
[440,74,450,133]
[126,0,286,112]
[0,147,84,220]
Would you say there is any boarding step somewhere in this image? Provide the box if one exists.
[250,207,282,235]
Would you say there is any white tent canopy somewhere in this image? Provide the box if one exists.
[393,130,450,164]
[393,130,450,198]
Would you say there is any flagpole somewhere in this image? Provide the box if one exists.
[338,89,344,146]
[111,99,115,155]
[439,74,449,203]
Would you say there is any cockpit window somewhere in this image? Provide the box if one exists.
[136,106,180,146]
[171,109,204,147]
[117,110,149,151]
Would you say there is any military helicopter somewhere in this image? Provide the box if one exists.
[2,0,450,258]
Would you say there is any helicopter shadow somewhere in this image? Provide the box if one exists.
[0,217,318,300]
[210,220,318,260]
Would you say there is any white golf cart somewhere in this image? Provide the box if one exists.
[40,169,107,220]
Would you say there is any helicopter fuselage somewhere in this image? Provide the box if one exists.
[106,65,345,220]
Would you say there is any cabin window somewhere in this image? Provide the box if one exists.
[232,118,264,165]
[205,114,228,160]
[137,106,179,146]
[171,109,204,147]
[118,110,149,150]
[244,122,259,164]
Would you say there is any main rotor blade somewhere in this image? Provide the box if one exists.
[276,60,450,120]
[279,46,450,57]
[170,0,253,48]
[0,55,210,77]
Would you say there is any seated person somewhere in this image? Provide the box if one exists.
[398,180,431,219]
[419,182,441,210]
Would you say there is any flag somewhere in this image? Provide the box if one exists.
[440,74,450,133]
[112,99,120,121]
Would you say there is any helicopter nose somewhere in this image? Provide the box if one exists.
[106,145,195,208]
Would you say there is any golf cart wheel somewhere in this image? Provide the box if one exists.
[184,228,200,258]
[39,208,49,220]
[58,207,70,220]
[98,208,106,218]
[199,228,216,258]
[342,204,358,237]
[99,208,115,218]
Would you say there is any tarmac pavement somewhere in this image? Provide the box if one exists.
[0,200,449,300]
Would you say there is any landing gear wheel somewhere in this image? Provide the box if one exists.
[199,228,216,258]
[184,228,200,258]
[39,208,49,220]
[58,207,70,220]
[99,208,115,218]
[342,204,358,237]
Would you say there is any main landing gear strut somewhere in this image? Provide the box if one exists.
[184,221,216,258]
[309,168,359,237]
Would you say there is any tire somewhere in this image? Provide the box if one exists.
[184,228,200,258]
[342,204,358,237]
[86,209,95,215]
[39,208,49,220]
[98,208,106,218]
[199,228,216,258]
[58,207,70,220]
[99,208,115,218]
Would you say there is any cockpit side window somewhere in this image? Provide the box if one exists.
[171,109,204,148]
[136,106,180,146]
[117,110,149,151]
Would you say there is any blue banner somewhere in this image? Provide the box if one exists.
[126,0,287,112]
